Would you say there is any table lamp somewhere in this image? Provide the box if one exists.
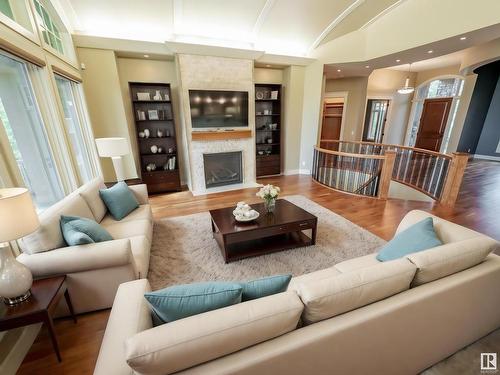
[95,137,129,182]
[0,188,40,305]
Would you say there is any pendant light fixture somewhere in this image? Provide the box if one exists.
[398,63,414,94]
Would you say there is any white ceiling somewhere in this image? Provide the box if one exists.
[60,0,402,58]
[388,50,464,72]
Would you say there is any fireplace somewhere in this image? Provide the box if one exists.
[203,151,243,189]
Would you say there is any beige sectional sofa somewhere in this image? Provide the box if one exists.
[94,210,500,375]
[16,177,153,314]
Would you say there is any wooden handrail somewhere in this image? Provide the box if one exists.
[319,139,452,159]
[314,141,468,206]
[314,146,386,160]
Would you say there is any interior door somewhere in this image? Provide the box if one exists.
[414,98,453,151]
[320,102,343,143]
[362,99,389,143]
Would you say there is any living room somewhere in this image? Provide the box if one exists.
[0,1,500,374]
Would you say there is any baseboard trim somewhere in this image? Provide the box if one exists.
[284,169,311,176]
[473,154,500,162]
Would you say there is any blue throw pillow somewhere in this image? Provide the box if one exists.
[99,181,139,221]
[376,217,442,262]
[60,215,113,246]
[241,274,292,301]
[144,282,243,325]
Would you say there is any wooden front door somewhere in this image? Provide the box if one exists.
[414,98,453,152]
[320,102,343,141]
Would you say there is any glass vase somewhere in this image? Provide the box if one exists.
[264,198,276,213]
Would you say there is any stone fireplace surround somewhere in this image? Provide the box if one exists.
[177,54,259,195]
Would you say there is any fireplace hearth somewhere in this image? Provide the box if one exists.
[203,152,243,189]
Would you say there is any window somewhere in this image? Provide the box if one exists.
[0,0,13,19]
[32,0,76,61]
[0,53,64,209]
[33,0,63,54]
[55,75,93,183]
[363,99,389,143]
[0,0,34,32]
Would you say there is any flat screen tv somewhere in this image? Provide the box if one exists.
[189,89,248,129]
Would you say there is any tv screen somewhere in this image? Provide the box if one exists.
[189,90,248,129]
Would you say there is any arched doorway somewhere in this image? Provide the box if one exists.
[405,76,464,152]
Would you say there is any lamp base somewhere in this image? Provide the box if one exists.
[3,289,31,305]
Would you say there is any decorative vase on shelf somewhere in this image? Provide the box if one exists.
[153,90,162,101]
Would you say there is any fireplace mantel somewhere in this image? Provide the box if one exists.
[191,130,252,141]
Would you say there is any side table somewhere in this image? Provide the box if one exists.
[0,275,76,362]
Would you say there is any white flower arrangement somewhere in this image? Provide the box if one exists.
[256,184,280,201]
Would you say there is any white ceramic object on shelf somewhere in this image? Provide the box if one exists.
[157,129,164,138]
[139,131,145,138]
[144,129,150,138]
[150,145,158,154]
[137,92,150,101]
[153,90,162,101]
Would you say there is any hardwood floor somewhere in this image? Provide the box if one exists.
[17,160,500,374]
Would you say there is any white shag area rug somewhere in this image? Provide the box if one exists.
[147,194,500,373]
[148,195,385,290]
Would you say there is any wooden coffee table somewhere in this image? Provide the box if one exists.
[210,199,317,263]
[0,275,76,362]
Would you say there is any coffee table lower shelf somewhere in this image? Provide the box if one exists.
[215,231,313,263]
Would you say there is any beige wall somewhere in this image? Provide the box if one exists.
[299,61,324,171]
[283,66,305,173]
[77,47,137,182]
[367,69,417,145]
[254,67,283,84]
[324,76,368,141]
[115,57,187,184]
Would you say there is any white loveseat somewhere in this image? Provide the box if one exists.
[94,210,500,375]
[17,177,153,314]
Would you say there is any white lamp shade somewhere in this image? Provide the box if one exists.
[0,188,40,242]
[95,137,129,157]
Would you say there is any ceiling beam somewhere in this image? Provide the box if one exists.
[360,0,408,30]
[309,0,366,53]
[252,0,277,41]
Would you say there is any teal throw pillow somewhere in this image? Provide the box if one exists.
[60,215,113,246]
[376,217,442,261]
[144,282,243,325]
[99,181,139,221]
[241,274,292,301]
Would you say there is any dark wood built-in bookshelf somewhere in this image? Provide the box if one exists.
[129,82,181,193]
[255,84,282,177]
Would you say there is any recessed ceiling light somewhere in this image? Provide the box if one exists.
[460,36,467,40]
[143,54,149,58]
[365,65,370,68]
[396,59,401,62]
[337,69,341,72]
[427,50,433,54]
[266,64,271,67]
